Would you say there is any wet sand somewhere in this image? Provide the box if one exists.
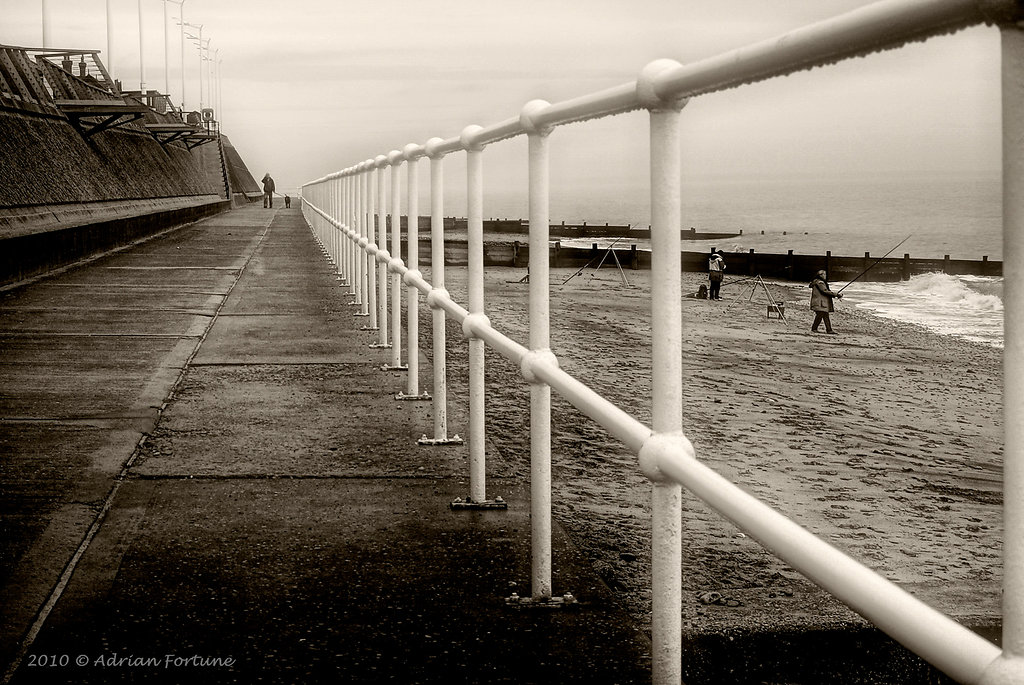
[425,265,1003,637]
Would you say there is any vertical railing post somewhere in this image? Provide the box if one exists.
[363,160,378,330]
[330,178,337,265]
[344,172,350,284]
[639,59,688,685]
[334,175,341,279]
[521,100,557,601]
[467,128,486,504]
[356,167,366,309]
[321,181,327,253]
[419,140,463,446]
[342,173,349,288]
[384,150,407,370]
[449,125,504,511]
[984,20,1024,685]
[355,165,370,318]
[399,144,429,400]
[348,170,357,297]
[372,155,390,349]
[347,172,355,303]
[334,176,343,281]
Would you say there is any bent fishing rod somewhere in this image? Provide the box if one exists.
[836,234,912,294]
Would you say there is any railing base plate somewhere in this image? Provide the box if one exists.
[369,343,392,349]
[360,326,379,331]
[396,391,432,401]
[449,496,507,511]
[380,364,408,371]
[353,311,370,316]
[505,593,578,608]
[418,434,464,446]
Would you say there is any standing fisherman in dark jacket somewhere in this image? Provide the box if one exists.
[262,173,276,208]
[809,269,842,334]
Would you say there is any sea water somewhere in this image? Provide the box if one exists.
[490,174,1003,348]
[836,273,1003,348]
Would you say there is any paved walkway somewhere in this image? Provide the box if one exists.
[0,205,650,684]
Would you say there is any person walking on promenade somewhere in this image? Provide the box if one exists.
[809,269,843,334]
[262,173,276,208]
[708,252,726,300]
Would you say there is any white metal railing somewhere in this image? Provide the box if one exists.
[301,1,1024,683]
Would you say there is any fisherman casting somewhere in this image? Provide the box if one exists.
[809,270,842,334]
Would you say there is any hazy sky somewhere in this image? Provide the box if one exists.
[1,0,1003,206]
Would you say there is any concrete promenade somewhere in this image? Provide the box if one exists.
[0,205,650,683]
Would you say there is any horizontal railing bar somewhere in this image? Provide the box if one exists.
[534,362,652,454]
[532,81,640,130]
[652,0,1010,100]
[654,447,1002,684]
[473,116,525,148]
[302,0,1014,179]
[435,295,469,322]
[472,323,530,367]
[427,135,462,157]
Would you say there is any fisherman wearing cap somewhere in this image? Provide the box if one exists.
[809,269,843,334]
[708,252,726,300]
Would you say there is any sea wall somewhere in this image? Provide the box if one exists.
[1,64,261,287]
[0,197,229,286]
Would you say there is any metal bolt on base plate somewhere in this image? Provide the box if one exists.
[417,434,464,446]
[353,311,370,317]
[449,496,507,511]
[505,592,578,608]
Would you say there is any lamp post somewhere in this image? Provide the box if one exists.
[183,24,203,111]
[106,0,114,87]
[216,54,223,128]
[162,0,184,101]
[137,0,146,92]
[41,0,51,48]
[204,41,213,116]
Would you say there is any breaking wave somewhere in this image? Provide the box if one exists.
[844,272,1003,347]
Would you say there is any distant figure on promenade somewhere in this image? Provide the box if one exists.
[262,173,276,208]
[284,194,291,209]
[809,269,843,334]
[708,252,726,300]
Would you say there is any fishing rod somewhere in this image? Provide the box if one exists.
[836,234,912,294]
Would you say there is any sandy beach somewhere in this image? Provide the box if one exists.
[426,265,1003,641]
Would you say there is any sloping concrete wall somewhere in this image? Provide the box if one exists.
[0,108,261,286]
[0,110,217,208]
[222,134,261,200]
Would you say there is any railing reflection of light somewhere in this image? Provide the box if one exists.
[301,1,1024,683]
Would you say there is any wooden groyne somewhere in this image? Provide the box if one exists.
[398,239,1002,283]
[392,216,741,241]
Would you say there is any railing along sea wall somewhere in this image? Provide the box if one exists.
[301,1,1024,683]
